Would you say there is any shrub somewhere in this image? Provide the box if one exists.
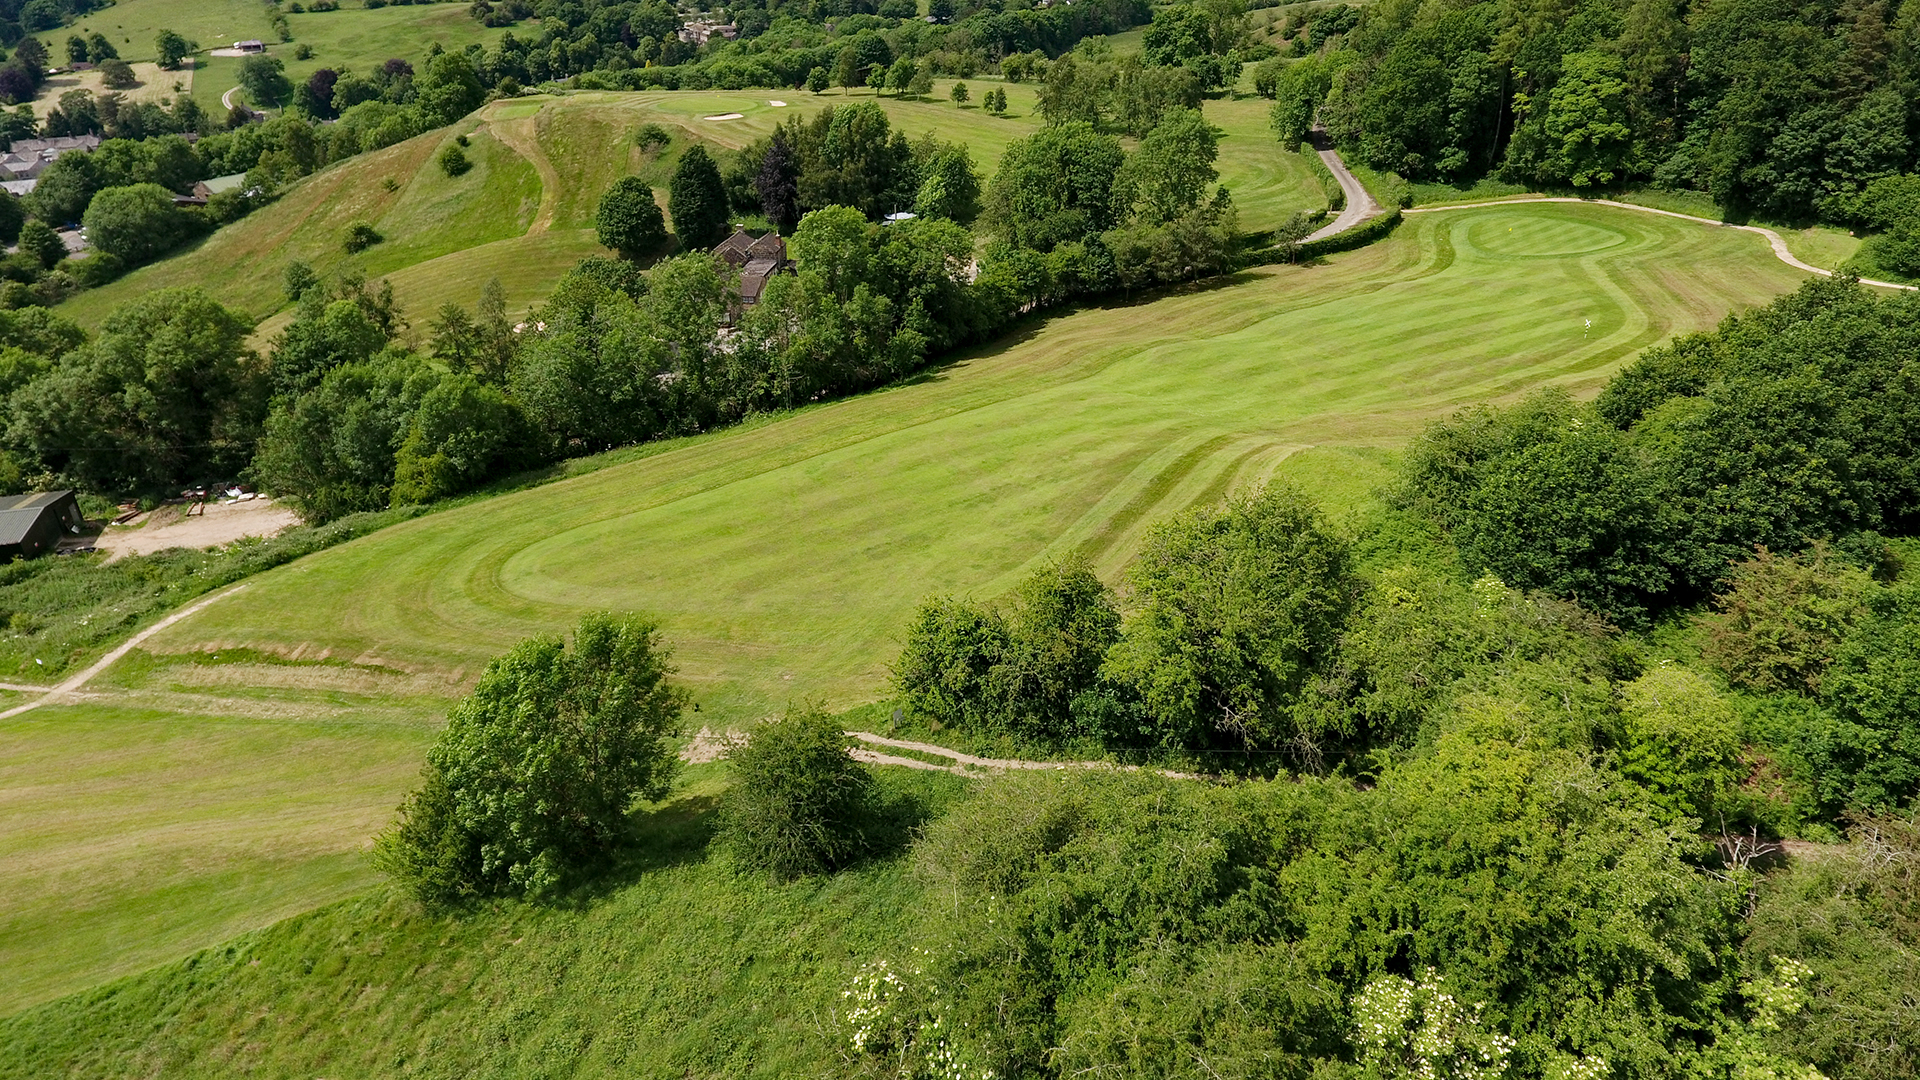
[374,612,690,901]
[1700,544,1877,693]
[437,143,471,177]
[893,557,1119,743]
[716,702,872,879]
[1100,483,1357,750]
[16,219,63,269]
[343,221,383,253]
[1742,814,1920,1080]
[1801,577,1920,812]
[1612,664,1742,826]
[635,122,672,152]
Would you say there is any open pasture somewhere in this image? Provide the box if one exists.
[7,200,1814,1013]
[56,87,1322,330]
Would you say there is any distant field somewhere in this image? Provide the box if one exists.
[190,6,512,115]
[41,0,506,118]
[57,87,1323,331]
[29,61,183,119]
[5,201,1815,1013]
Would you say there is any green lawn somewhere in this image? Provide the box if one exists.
[0,696,440,1013]
[47,0,508,113]
[146,203,1799,723]
[8,198,1815,1021]
[0,767,970,1079]
[58,88,1322,332]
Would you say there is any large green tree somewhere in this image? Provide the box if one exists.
[81,184,200,267]
[595,176,667,258]
[237,56,293,110]
[984,121,1126,251]
[668,143,730,250]
[8,288,263,492]
[1100,483,1356,750]
[375,612,690,901]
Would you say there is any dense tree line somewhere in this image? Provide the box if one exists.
[466,0,1152,94]
[1269,0,1920,241]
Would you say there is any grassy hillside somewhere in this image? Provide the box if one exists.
[1,199,1815,1016]
[55,87,1323,331]
[0,766,970,1079]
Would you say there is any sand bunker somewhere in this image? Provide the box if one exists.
[768,100,787,106]
[703,112,745,120]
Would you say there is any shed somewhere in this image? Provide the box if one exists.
[193,173,248,199]
[234,39,266,53]
[0,490,82,560]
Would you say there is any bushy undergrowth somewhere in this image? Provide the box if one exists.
[0,505,422,678]
[715,703,876,880]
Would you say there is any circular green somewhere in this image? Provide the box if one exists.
[1465,214,1631,258]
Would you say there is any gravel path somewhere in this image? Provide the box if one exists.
[0,585,250,720]
[1303,128,1382,243]
[847,731,1197,779]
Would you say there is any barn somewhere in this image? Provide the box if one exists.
[0,490,83,561]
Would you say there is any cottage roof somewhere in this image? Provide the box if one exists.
[0,507,46,546]
[740,257,783,303]
[713,228,756,267]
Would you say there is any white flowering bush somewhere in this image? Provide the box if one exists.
[1704,956,1827,1080]
[1351,968,1514,1080]
[1548,1055,1611,1080]
[840,955,993,1080]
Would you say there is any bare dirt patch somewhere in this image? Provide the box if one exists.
[31,62,187,119]
[680,728,740,763]
[96,498,300,560]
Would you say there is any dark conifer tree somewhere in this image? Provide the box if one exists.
[753,130,800,233]
[669,144,730,250]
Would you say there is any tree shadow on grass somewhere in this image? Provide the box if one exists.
[855,766,974,866]
[556,792,722,907]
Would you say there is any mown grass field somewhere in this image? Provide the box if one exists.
[0,199,1817,1019]
[56,86,1322,330]
[188,5,513,116]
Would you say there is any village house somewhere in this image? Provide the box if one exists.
[0,135,102,185]
[713,228,793,320]
[677,18,738,44]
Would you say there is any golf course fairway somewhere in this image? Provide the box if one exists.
[1,199,1814,1011]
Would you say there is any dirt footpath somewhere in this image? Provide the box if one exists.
[95,498,300,560]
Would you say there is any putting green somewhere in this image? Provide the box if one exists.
[1466,215,1631,258]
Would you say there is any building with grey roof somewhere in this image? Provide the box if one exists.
[0,490,83,560]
